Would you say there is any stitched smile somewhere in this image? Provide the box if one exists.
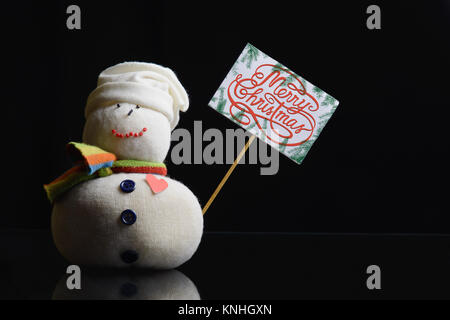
[112,127,147,138]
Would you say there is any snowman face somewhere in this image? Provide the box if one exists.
[82,103,171,162]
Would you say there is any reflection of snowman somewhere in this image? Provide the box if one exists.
[53,269,200,300]
[45,62,203,269]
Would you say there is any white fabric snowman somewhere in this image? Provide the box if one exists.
[53,270,200,300]
[51,62,203,269]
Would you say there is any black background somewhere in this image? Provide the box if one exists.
[3,0,450,234]
[1,0,450,301]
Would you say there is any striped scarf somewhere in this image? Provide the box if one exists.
[44,142,167,203]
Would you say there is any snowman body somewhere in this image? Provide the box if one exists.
[53,269,200,300]
[52,173,203,269]
[49,61,204,270]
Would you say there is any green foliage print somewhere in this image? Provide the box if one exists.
[215,87,227,114]
[230,108,256,131]
[314,112,333,137]
[240,44,260,69]
[312,86,324,99]
[285,74,297,87]
[278,137,289,153]
[231,59,240,76]
[246,120,256,131]
[322,94,337,107]
[271,63,292,86]
[253,118,269,139]
[233,109,245,121]
[262,118,268,130]
[299,77,308,91]
[270,63,307,89]
[287,140,314,164]
[271,63,284,72]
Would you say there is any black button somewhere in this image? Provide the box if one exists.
[121,209,137,225]
[120,179,135,193]
[120,282,138,297]
[121,250,139,264]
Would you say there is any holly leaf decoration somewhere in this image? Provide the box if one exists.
[240,44,260,69]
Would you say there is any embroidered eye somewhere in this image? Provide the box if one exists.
[135,105,140,109]
[117,104,121,108]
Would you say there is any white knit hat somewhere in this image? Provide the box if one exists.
[85,62,189,129]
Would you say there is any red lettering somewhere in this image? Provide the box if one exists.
[226,64,319,146]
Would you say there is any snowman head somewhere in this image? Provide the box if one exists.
[82,62,189,162]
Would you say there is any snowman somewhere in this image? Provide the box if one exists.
[44,62,203,269]
[53,269,200,300]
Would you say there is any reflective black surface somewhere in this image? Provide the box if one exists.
[1,229,449,299]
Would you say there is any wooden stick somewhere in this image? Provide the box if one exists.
[202,134,256,215]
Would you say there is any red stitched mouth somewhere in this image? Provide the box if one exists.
[112,127,147,138]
